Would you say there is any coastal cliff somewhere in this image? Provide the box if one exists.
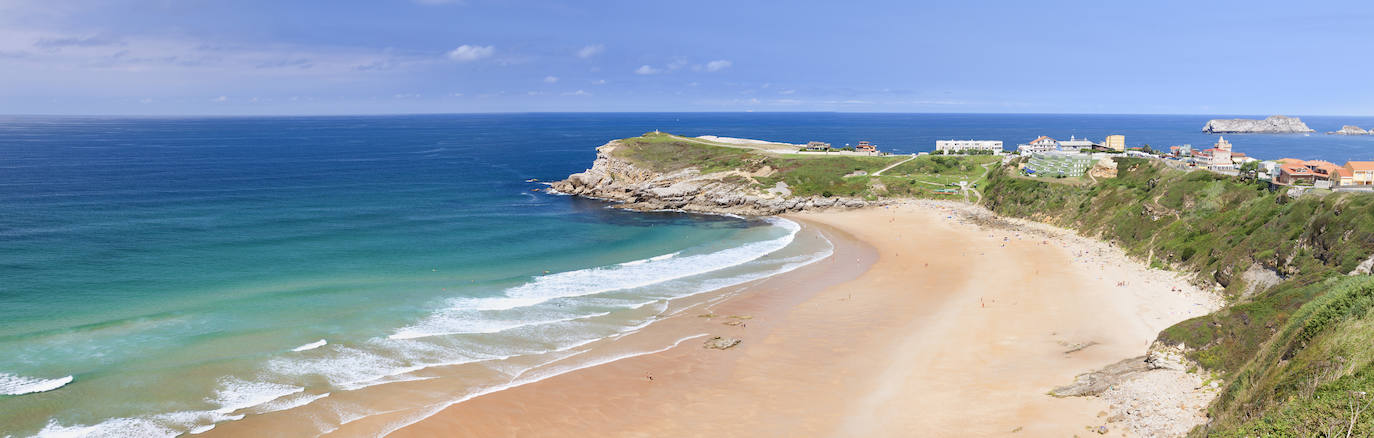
[550,138,873,215]
[1201,115,1315,133]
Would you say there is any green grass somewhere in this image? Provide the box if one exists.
[607,132,999,199]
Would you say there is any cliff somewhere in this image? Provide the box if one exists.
[1327,125,1371,135]
[550,139,872,215]
[1201,115,1315,133]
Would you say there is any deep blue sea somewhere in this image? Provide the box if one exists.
[2,113,1373,437]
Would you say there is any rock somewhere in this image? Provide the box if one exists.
[1202,115,1315,133]
[1051,356,1150,397]
[1088,157,1118,179]
[703,336,741,350]
[549,139,881,216]
[1144,341,1195,372]
[1328,125,1371,135]
[1095,425,1109,434]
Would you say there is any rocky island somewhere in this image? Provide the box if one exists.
[1201,115,1315,133]
[1328,125,1371,135]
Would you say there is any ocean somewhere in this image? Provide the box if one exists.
[2,113,1373,436]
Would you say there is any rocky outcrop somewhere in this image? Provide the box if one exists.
[550,140,875,216]
[1202,115,1315,134]
[1328,125,1371,135]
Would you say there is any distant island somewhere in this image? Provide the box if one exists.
[1329,125,1372,135]
[1201,115,1314,134]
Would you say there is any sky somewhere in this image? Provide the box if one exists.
[0,0,1371,115]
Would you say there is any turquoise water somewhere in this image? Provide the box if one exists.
[0,115,832,436]
[4,113,1374,437]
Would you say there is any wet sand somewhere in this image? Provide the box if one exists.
[390,202,1216,437]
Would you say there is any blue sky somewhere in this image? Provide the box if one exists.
[1,0,1371,115]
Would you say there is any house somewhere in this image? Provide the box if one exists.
[1195,137,1235,171]
[1342,161,1374,186]
[804,141,831,151]
[1058,136,1095,151]
[1102,135,1126,152]
[1305,160,1341,181]
[1277,162,1316,185]
[1017,136,1059,154]
[935,140,1003,154]
[855,141,877,153]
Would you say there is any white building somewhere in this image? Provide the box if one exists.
[1016,136,1060,154]
[935,140,1004,154]
[1057,136,1095,151]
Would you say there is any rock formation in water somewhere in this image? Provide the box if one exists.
[1327,125,1371,135]
[550,140,873,216]
[1201,115,1315,134]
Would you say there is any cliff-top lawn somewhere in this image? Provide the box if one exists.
[611,132,998,199]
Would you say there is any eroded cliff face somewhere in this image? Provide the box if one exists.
[1201,115,1315,133]
[549,140,873,216]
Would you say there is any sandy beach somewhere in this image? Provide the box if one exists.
[390,201,1220,437]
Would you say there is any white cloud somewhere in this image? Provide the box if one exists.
[667,58,687,70]
[138,98,152,104]
[576,44,604,59]
[687,82,699,87]
[543,75,559,83]
[592,79,606,85]
[780,89,796,95]
[562,89,590,96]
[446,45,494,62]
[634,65,660,75]
[705,59,732,72]
[449,92,464,97]
[210,96,228,102]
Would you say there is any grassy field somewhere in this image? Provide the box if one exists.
[606,132,997,199]
[980,159,1374,436]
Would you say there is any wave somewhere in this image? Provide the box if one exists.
[619,251,680,266]
[291,339,328,352]
[0,372,73,396]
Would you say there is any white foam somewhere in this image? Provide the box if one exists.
[210,378,304,414]
[0,372,73,395]
[388,311,611,340]
[393,218,800,340]
[619,251,680,266]
[291,339,328,352]
[253,391,331,414]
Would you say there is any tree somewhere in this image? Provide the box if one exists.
[1239,160,1261,182]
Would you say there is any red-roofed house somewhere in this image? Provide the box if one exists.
[1016,136,1059,154]
[1277,163,1316,185]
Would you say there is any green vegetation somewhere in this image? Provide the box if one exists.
[607,132,996,199]
[980,158,1374,436]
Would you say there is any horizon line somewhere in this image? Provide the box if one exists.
[3,111,1373,119]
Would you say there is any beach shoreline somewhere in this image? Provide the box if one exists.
[388,200,1222,437]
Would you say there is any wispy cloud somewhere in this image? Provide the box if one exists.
[576,44,604,59]
[562,89,590,96]
[704,59,732,72]
[446,44,494,62]
[211,95,227,102]
[543,75,559,83]
[634,65,660,75]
